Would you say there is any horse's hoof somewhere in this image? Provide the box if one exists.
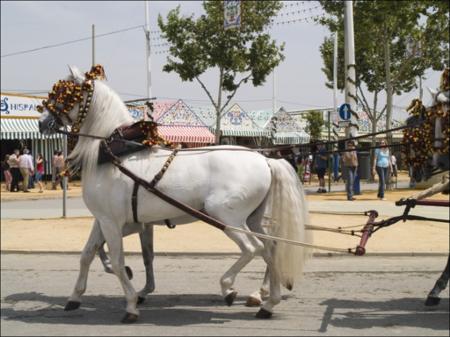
[137,296,146,305]
[121,312,139,324]
[245,296,262,307]
[255,308,272,319]
[125,266,133,280]
[64,301,81,311]
[425,296,441,306]
[224,290,238,306]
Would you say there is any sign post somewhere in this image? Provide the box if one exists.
[338,103,351,128]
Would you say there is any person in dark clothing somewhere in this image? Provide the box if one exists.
[1,155,12,191]
[315,143,328,193]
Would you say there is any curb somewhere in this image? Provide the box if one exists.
[1,250,448,257]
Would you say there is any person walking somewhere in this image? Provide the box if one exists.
[35,153,45,193]
[372,139,392,200]
[314,142,328,193]
[8,149,21,192]
[54,151,66,189]
[51,150,59,190]
[1,155,12,191]
[19,148,34,192]
[332,150,341,182]
[342,140,358,201]
[25,148,35,190]
[391,153,398,178]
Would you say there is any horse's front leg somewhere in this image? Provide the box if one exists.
[98,218,139,323]
[98,242,134,280]
[98,221,140,280]
[137,224,156,304]
[425,255,450,306]
[65,219,103,311]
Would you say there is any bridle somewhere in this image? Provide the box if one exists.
[37,65,104,151]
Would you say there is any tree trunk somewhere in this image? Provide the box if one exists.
[215,68,224,145]
[369,92,378,182]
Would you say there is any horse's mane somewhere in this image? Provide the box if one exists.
[67,80,134,176]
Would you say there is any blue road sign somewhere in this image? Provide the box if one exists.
[339,103,351,120]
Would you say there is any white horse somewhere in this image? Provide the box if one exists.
[39,66,312,323]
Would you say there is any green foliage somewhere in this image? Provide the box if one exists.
[318,0,449,93]
[317,0,449,151]
[158,2,284,126]
[304,111,325,141]
[158,1,285,143]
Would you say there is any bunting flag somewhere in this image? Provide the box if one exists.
[224,0,241,30]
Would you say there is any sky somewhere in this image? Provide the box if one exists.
[0,1,443,120]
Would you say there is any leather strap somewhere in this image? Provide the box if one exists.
[132,181,140,223]
[130,149,179,225]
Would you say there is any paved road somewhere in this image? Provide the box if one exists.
[1,253,448,336]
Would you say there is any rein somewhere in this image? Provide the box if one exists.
[53,122,417,158]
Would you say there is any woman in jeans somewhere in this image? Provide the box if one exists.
[372,139,392,200]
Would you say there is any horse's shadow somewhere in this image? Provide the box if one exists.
[319,297,449,332]
[1,292,261,326]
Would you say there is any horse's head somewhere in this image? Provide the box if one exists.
[38,65,105,135]
[403,68,449,182]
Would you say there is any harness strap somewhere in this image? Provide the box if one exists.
[149,149,179,188]
[132,181,140,223]
[130,149,179,225]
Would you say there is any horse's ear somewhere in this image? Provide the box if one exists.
[427,87,437,98]
[68,65,85,83]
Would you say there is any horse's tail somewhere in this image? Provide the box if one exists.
[265,158,313,290]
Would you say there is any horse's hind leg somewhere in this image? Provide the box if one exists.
[246,267,270,307]
[137,225,156,304]
[98,219,139,323]
[220,228,264,306]
[246,207,270,307]
[425,255,450,306]
[65,219,103,311]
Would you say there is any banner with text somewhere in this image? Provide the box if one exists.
[224,1,241,30]
[1,94,44,118]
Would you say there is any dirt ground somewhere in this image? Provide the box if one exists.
[2,211,448,255]
[1,171,448,255]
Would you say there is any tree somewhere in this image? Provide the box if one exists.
[158,1,285,144]
[304,110,325,142]
[317,0,449,173]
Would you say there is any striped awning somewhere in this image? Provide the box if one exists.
[272,131,310,145]
[219,129,271,137]
[0,118,63,140]
[158,125,215,144]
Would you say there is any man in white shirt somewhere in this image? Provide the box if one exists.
[8,149,21,192]
[19,148,34,192]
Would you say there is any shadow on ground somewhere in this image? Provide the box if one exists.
[2,292,269,326]
[319,297,449,332]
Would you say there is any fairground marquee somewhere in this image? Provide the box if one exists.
[1,93,43,118]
